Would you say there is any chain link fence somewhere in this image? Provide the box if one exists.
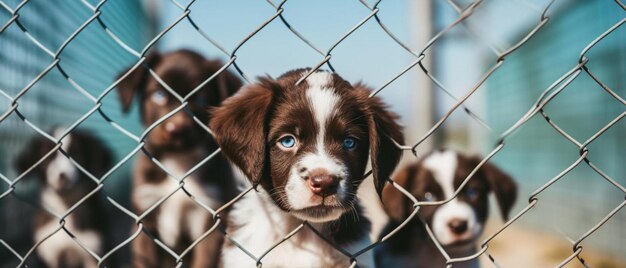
[0,0,624,267]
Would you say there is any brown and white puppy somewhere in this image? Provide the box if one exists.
[210,69,404,267]
[375,150,517,268]
[116,49,242,267]
[15,129,113,268]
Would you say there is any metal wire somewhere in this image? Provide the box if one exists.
[0,0,624,267]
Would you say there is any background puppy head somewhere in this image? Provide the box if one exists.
[15,129,113,193]
[382,150,517,248]
[116,49,242,152]
[210,69,403,223]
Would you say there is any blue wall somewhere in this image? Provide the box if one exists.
[485,0,625,255]
[0,0,151,264]
[0,0,151,200]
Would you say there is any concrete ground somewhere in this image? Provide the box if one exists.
[480,223,626,268]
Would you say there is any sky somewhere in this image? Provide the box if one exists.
[155,0,417,126]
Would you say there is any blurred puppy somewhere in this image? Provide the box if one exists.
[375,150,517,268]
[116,49,242,267]
[15,129,112,268]
[210,69,404,267]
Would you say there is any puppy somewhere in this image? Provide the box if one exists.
[116,49,242,267]
[210,69,404,267]
[15,129,113,268]
[375,150,517,268]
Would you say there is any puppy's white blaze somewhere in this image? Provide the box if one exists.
[422,150,458,198]
[305,73,338,157]
[52,128,69,150]
[431,199,481,245]
[46,133,79,191]
[305,71,332,90]
[424,150,482,245]
[305,74,341,177]
[282,73,347,219]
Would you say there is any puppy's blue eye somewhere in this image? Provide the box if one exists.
[342,137,357,150]
[279,136,296,148]
[151,90,167,105]
[466,188,478,199]
[423,192,435,201]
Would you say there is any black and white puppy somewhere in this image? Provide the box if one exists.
[116,49,241,267]
[375,150,517,268]
[15,129,113,268]
[210,69,404,267]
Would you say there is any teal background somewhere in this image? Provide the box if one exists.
[483,0,625,255]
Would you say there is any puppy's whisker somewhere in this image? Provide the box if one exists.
[345,114,368,125]
[348,201,359,222]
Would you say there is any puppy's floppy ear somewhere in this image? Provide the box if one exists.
[209,78,277,186]
[14,135,54,179]
[116,52,161,113]
[88,137,113,178]
[382,164,417,222]
[480,159,517,221]
[73,131,113,178]
[205,60,243,103]
[355,83,404,197]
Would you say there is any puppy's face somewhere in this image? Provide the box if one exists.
[45,133,80,192]
[15,129,113,194]
[266,73,372,222]
[211,69,403,223]
[382,150,517,248]
[116,50,241,152]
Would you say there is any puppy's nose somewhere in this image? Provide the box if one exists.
[165,113,192,134]
[59,173,69,183]
[448,219,468,235]
[306,170,339,197]
[164,121,191,135]
[164,122,179,133]
[54,173,70,189]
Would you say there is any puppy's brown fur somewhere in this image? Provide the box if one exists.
[15,130,113,268]
[116,49,241,268]
[210,69,404,267]
[375,150,517,268]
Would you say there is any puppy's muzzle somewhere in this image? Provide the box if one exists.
[448,218,468,235]
[305,169,339,197]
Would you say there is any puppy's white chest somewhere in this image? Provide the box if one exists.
[222,193,373,268]
[223,229,347,267]
[136,157,218,247]
[35,218,101,268]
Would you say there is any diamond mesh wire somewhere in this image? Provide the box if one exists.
[0,0,624,267]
